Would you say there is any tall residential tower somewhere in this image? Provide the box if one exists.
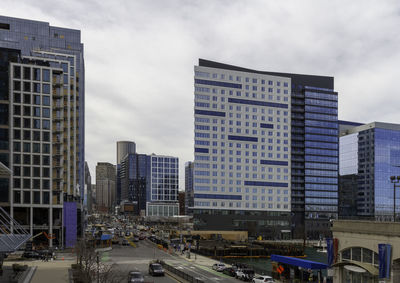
[192,59,338,239]
[0,16,84,247]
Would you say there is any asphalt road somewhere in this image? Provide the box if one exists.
[108,239,241,283]
[108,241,176,283]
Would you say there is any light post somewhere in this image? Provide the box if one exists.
[390,176,400,221]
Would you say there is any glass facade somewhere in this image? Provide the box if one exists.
[185,161,194,215]
[373,128,400,218]
[339,133,358,175]
[339,123,400,220]
[304,87,338,231]
[121,153,178,216]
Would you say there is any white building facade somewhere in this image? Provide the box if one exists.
[192,64,292,237]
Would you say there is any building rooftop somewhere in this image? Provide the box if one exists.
[341,121,400,136]
[198,58,334,89]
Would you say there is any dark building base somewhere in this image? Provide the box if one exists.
[193,209,291,240]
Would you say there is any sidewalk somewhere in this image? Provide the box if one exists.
[4,258,74,283]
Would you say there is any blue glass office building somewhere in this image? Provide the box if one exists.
[121,153,179,216]
[339,122,400,220]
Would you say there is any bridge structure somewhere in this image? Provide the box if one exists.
[0,162,31,257]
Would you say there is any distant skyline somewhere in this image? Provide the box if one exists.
[2,0,400,188]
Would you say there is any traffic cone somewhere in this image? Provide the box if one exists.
[62,256,64,261]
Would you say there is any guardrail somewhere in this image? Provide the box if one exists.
[159,260,204,283]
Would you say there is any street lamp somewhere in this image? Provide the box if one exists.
[390,176,400,221]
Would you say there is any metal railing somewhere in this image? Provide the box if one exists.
[159,260,204,283]
[0,206,31,253]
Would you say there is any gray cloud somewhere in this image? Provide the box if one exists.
[2,0,400,188]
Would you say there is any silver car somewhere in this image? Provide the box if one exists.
[128,271,144,283]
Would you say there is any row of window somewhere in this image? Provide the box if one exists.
[195,165,289,173]
[195,172,289,180]
[195,88,289,97]
[13,154,50,165]
[13,190,50,205]
[305,91,337,101]
[194,186,289,195]
[194,71,289,87]
[194,201,289,209]
[13,118,51,129]
[196,146,290,154]
[195,154,290,162]
[13,142,50,153]
[13,93,51,105]
[194,131,289,140]
[13,66,50,81]
[305,98,337,108]
[12,81,53,94]
[13,105,50,117]
[13,178,50,190]
[13,130,50,141]
[13,166,50,177]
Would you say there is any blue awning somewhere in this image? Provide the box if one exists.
[271,254,328,270]
[100,234,112,241]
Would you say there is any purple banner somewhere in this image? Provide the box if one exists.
[326,238,333,267]
[64,202,77,248]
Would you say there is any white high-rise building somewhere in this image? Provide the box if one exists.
[192,61,292,236]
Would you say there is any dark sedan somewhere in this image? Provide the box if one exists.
[149,263,164,276]
[22,251,41,259]
[222,267,237,277]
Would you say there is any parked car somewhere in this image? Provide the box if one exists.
[122,239,130,246]
[236,268,255,281]
[22,251,41,259]
[128,271,144,283]
[252,275,274,283]
[37,249,56,259]
[212,263,226,272]
[148,262,164,276]
[222,267,237,277]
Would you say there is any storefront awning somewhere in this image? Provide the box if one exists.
[271,254,328,270]
[344,265,366,273]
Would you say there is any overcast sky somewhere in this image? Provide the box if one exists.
[2,0,400,188]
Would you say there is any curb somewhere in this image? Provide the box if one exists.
[22,266,37,283]
[164,269,190,283]
[94,247,112,253]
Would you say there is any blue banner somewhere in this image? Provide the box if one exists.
[386,244,392,279]
[326,238,334,267]
[379,244,392,279]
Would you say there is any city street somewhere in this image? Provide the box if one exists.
[108,239,241,283]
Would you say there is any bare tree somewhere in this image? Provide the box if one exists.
[74,240,125,283]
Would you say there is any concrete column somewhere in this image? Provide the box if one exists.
[30,206,33,236]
